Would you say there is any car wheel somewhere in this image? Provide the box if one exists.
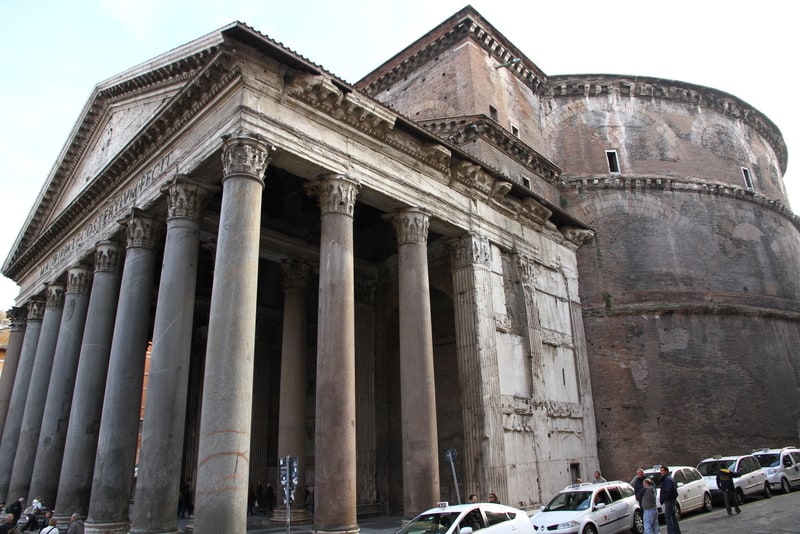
[582,525,598,534]
[630,509,644,534]
[764,482,772,498]
[781,478,791,494]
[702,492,712,512]
[736,489,745,506]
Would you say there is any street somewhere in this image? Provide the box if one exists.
[674,490,800,533]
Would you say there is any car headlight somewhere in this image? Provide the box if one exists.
[556,520,580,529]
[767,468,777,475]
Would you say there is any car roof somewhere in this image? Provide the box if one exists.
[558,480,628,492]
[417,503,520,514]
[752,447,799,454]
[642,465,695,473]
[698,454,753,462]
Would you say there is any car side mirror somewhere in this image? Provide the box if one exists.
[676,482,684,487]
[594,503,606,511]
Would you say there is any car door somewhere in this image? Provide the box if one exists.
[672,469,692,512]
[787,452,800,487]
[601,486,631,534]
[738,457,759,496]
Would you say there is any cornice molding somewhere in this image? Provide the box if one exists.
[546,75,787,175]
[4,47,241,280]
[420,116,561,185]
[561,174,800,232]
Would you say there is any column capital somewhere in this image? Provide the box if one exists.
[66,265,93,295]
[94,240,124,273]
[448,234,491,270]
[384,207,430,245]
[26,297,46,322]
[7,306,27,332]
[161,174,218,222]
[118,209,164,250]
[221,131,275,181]
[281,258,310,290]
[45,283,65,308]
[513,253,535,288]
[305,174,360,217]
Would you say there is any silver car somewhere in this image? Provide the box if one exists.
[396,502,535,534]
[642,465,712,518]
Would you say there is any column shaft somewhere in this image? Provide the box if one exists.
[193,133,271,534]
[55,241,123,519]
[8,284,65,502]
[0,307,27,436]
[309,174,359,534]
[131,177,212,534]
[30,266,92,507]
[449,235,507,502]
[0,300,44,502]
[86,212,161,534]
[389,208,439,517]
[276,259,309,513]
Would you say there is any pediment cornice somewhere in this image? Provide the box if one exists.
[4,46,241,280]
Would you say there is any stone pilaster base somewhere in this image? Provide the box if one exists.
[84,520,130,534]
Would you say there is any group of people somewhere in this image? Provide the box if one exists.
[467,492,501,504]
[0,497,84,534]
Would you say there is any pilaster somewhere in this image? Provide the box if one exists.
[0,307,27,437]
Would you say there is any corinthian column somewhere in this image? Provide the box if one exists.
[0,300,42,503]
[86,211,162,534]
[30,265,92,507]
[447,234,507,503]
[0,307,27,436]
[193,132,272,534]
[386,208,440,517]
[55,241,123,521]
[8,283,65,502]
[306,173,359,534]
[131,176,214,534]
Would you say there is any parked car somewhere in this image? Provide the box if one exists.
[396,501,535,534]
[752,446,800,494]
[530,481,643,534]
[696,454,771,504]
[642,465,712,518]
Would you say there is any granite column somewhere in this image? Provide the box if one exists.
[131,176,213,534]
[276,258,310,516]
[8,283,65,502]
[29,265,92,507]
[0,300,43,503]
[387,208,440,517]
[192,132,272,534]
[307,174,360,534]
[85,211,162,534]
[0,307,27,436]
[55,241,123,520]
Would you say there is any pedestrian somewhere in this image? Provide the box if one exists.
[641,478,658,534]
[22,496,44,532]
[6,498,23,525]
[716,466,741,516]
[658,465,681,534]
[0,513,15,534]
[593,471,607,483]
[487,492,500,504]
[67,512,85,534]
[39,517,57,534]
[468,494,478,503]
[630,467,646,505]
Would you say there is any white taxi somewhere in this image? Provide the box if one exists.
[396,501,535,534]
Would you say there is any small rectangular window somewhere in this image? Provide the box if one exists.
[521,176,531,189]
[489,106,498,121]
[511,124,519,137]
[606,150,620,173]
[742,167,754,189]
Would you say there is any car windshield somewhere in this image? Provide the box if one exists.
[544,491,593,511]
[697,460,734,476]
[397,512,462,534]
[754,454,779,468]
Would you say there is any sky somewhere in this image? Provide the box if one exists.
[0,0,797,312]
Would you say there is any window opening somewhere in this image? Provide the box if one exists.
[489,106,498,121]
[521,176,531,189]
[511,124,519,137]
[742,167,754,189]
[606,150,620,173]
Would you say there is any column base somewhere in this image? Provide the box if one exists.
[85,519,130,534]
[272,508,311,523]
[312,526,360,534]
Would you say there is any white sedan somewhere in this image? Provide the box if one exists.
[396,501,535,534]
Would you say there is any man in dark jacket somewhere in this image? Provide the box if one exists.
[6,498,23,525]
[658,465,681,534]
[716,467,741,515]
[630,468,646,505]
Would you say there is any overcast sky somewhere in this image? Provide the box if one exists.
[0,0,796,311]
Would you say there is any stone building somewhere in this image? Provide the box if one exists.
[0,5,797,534]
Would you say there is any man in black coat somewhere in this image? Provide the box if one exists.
[716,467,741,515]
[658,465,681,534]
